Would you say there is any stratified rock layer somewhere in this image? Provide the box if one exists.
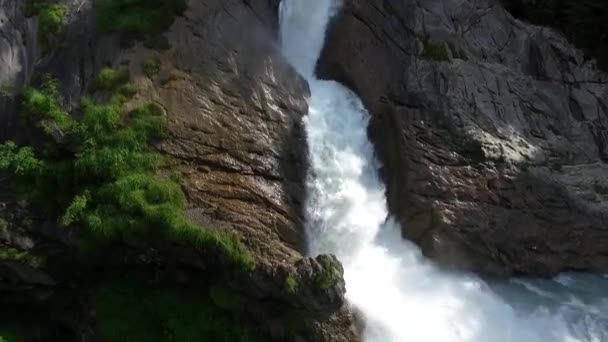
[0,0,358,340]
[318,0,608,276]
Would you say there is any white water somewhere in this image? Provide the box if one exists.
[279,1,608,341]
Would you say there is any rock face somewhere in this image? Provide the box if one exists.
[318,0,608,276]
[0,0,120,140]
[154,0,310,263]
[0,0,358,340]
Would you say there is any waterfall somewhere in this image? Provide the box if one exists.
[279,0,608,341]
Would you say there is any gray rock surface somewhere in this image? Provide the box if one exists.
[318,0,608,276]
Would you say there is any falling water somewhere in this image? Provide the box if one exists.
[279,0,608,341]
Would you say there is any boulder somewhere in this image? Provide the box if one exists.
[318,0,608,276]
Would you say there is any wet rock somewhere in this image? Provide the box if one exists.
[318,0,608,276]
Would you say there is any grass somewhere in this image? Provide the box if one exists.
[95,0,187,39]
[95,280,261,342]
[422,40,450,61]
[315,259,341,290]
[0,74,253,271]
[502,0,608,69]
[91,67,131,92]
[142,57,162,78]
[284,273,298,295]
[21,77,75,137]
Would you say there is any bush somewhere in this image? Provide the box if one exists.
[95,281,261,342]
[91,67,131,92]
[0,75,253,271]
[21,77,75,137]
[502,0,608,69]
[37,4,67,50]
[95,0,187,38]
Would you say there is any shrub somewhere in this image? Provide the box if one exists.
[95,281,261,342]
[284,273,298,295]
[0,76,253,271]
[21,77,75,136]
[37,4,67,50]
[95,0,187,39]
[91,67,131,92]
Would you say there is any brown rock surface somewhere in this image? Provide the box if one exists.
[318,0,608,277]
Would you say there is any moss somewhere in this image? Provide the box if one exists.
[37,4,67,51]
[142,57,162,78]
[422,40,450,61]
[315,263,340,290]
[95,280,261,342]
[91,67,131,92]
[284,273,298,295]
[95,0,187,40]
[0,246,43,267]
[0,75,253,272]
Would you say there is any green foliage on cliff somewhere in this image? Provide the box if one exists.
[0,333,21,342]
[95,0,187,38]
[422,41,450,61]
[0,73,253,271]
[38,4,66,47]
[142,57,162,78]
[25,0,68,51]
[21,77,76,138]
[502,0,608,68]
[95,281,260,342]
[91,67,131,92]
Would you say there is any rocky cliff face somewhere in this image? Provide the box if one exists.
[0,0,358,340]
[318,0,608,276]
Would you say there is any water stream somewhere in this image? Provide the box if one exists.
[279,1,608,341]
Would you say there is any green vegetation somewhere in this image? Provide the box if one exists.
[0,72,252,271]
[284,273,298,295]
[91,67,131,92]
[142,57,162,78]
[95,0,187,39]
[0,333,22,342]
[502,0,608,69]
[21,77,75,137]
[422,40,450,61]
[95,280,260,342]
[315,261,340,290]
[31,2,67,50]
[0,246,42,267]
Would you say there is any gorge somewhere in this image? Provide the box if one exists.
[280,0,608,341]
[0,0,608,340]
